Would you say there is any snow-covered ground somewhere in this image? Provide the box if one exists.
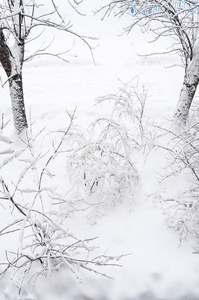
[1,2,199,300]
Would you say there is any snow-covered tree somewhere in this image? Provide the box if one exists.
[99,0,199,127]
[0,0,89,134]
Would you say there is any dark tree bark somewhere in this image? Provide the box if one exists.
[0,29,28,133]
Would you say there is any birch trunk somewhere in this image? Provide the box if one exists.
[9,39,28,134]
[0,30,28,134]
[174,42,199,126]
[9,72,27,133]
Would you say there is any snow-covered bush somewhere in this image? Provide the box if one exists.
[0,111,122,296]
[66,118,140,210]
[65,80,150,212]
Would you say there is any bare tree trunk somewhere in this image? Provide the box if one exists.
[174,43,199,126]
[9,72,28,133]
[0,29,28,134]
[9,39,28,134]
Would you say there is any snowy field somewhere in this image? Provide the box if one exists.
[1,1,199,300]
